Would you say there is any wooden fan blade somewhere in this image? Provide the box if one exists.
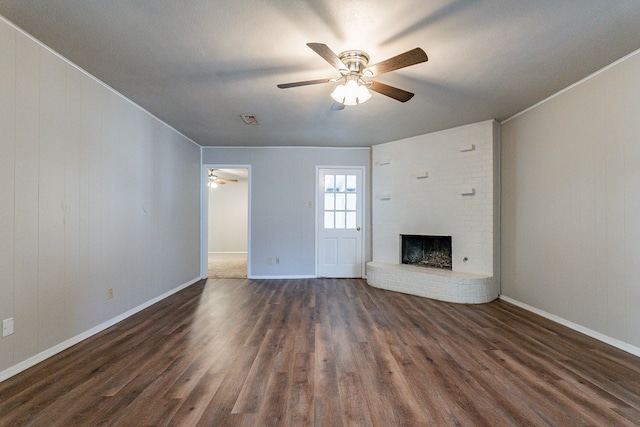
[368,81,415,102]
[218,179,238,183]
[307,43,349,73]
[364,48,428,77]
[277,78,333,89]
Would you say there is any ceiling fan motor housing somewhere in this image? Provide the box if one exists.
[339,50,370,76]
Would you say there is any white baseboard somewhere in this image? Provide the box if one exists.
[248,274,317,279]
[0,277,202,383]
[230,275,367,280]
[499,295,640,358]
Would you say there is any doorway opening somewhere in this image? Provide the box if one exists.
[205,167,250,278]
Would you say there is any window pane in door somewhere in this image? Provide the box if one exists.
[324,193,335,210]
[346,211,356,229]
[335,193,346,211]
[324,212,334,229]
[346,193,356,211]
[346,175,356,192]
[335,211,345,229]
[335,175,346,192]
[324,175,335,192]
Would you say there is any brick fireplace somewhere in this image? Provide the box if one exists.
[367,120,500,304]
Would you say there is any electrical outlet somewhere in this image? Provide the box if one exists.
[2,318,14,337]
[107,288,114,299]
[276,257,280,264]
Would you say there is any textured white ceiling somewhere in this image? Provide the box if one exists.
[1,1,639,147]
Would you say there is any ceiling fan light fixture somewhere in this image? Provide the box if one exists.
[356,83,372,103]
[330,82,347,103]
[343,80,360,105]
[207,169,218,188]
[330,78,371,106]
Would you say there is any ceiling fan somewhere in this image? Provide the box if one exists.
[208,169,238,188]
[277,43,428,107]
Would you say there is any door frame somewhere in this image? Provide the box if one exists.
[201,164,252,279]
[315,165,366,278]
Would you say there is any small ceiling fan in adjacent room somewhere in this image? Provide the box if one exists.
[277,43,428,108]
[208,169,238,188]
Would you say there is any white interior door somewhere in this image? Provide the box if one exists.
[318,168,364,277]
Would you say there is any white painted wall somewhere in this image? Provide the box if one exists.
[202,147,371,277]
[371,120,500,277]
[0,17,201,378]
[208,178,248,252]
[501,49,640,350]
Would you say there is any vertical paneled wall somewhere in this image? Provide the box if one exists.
[501,50,640,350]
[0,17,201,376]
[0,15,17,372]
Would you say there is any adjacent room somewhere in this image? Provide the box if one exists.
[1,1,640,425]
[206,167,249,279]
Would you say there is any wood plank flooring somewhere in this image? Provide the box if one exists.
[1,278,640,426]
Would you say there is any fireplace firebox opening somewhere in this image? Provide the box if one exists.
[401,235,452,270]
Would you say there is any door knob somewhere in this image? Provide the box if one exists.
[356,226,361,231]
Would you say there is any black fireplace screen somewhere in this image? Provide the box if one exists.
[401,235,452,270]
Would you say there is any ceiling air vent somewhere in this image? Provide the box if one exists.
[240,114,259,125]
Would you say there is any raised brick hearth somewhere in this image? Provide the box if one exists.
[367,262,497,304]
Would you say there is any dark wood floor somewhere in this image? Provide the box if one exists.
[1,278,640,426]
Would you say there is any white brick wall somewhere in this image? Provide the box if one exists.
[368,120,500,303]
[371,120,499,276]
